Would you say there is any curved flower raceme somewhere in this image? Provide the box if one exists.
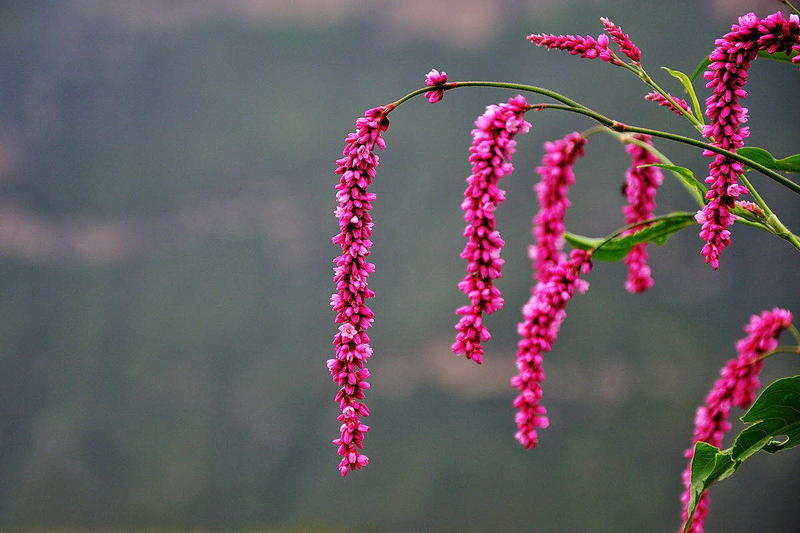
[679,308,794,532]
[600,17,641,63]
[512,249,592,449]
[644,91,691,116]
[513,132,590,449]
[425,69,448,104]
[622,135,663,293]
[328,106,389,476]
[697,11,800,269]
[452,95,531,365]
[530,132,587,282]
[527,32,622,65]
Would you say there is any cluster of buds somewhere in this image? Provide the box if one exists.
[528,16,641,66]
[452,96,532,364]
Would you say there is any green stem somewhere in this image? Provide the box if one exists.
[530,103,800,196]
[759,345,800,361]
[608,130,705,207]
[739,174,800,250]
[580,124,609,138]
[781,0,800,16]
[384,81,800,196]
[789,324,800,345]
[385,81,584,112]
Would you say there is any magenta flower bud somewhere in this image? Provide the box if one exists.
[600,17,641,63]
[329,106,389,476]
[679,308,793,532]
[424,68,449,104]
[622,134,663,293]
[452,96,531,365]
[697,11,800,269]
[644,91,691,116]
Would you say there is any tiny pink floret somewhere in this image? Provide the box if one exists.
[329,106,389,476]
[425,68,448,104]
[452,95,531,364]
[679,308,793,532]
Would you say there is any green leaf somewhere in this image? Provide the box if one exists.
[732,375,800,461]
[661,67,703,121]
[684,442,740,532]
[737,147,800,173]
[689,55,711,82]
[758,49,799,64]
[565,212,696,262]
[639,163,707,202]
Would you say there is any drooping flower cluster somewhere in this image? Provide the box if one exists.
[425,69,449,104]
[511,131,593,448]
[328,106,389,476]
[530,132,587,281]
[644,91,691,116]
[697,11,800,269]
[621,134,663,293]
[679,308,794,532]
[452,96,531,364]
[527,32,622,65]
[600,17,641,63]
[512,249,592,449]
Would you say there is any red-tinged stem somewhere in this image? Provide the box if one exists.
[382,82,800,196]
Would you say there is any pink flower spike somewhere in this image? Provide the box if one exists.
[600,17,641,63]
[697,11,800,269]
[530,132,587,281]
[424,68,448,104]
[644,91,691,116]
[513,249,593,449]
[622,134,663,293]
[452,95,532,364]
[734,200,765,219]
[679,308,793,532]
[329,106,389,475]
[527,33,624,66]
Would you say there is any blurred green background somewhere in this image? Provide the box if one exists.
[0,0,797,531]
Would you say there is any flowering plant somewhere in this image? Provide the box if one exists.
[328,5,800,532]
